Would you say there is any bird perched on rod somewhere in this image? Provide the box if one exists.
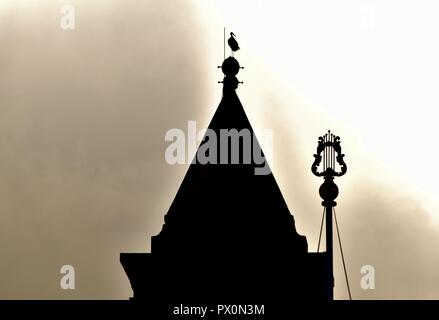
[227,32,240,54]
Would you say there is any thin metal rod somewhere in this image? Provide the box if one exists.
[317,207,325,252]
[330,133,332,169]
[323,135,325,171]
[329,134,333,169]
[333,135,335,169]
[223,27,225,60]
[331,133,334,169]
[334,208,352,300]
[322,139,324,171]
[327,134,329,170]
[331,134,333,169]
[324,134,327,171]
[329,134,332,169]
[327,135,328,171]
[323,136,325,171]
[333,134,335,169]
[326,203,333,301]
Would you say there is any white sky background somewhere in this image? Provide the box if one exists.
[1,0,439,300]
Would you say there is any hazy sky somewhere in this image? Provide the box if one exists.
[0,0,438,299]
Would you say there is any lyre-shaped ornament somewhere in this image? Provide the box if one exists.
[311,130,347,178]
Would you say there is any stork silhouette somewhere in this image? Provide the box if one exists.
[227,32,240,56]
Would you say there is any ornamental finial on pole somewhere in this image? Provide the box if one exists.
[311,130,347,178]
[311,130,347,301]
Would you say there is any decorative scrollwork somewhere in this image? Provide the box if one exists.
[311,130,347,177]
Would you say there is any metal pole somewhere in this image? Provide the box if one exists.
[326,204,334,301]
[312,130,346,302]
[223,27,225,60]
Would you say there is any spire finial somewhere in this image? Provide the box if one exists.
[217,29,244,93]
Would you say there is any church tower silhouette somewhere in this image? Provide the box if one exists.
[120,55,329,307]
